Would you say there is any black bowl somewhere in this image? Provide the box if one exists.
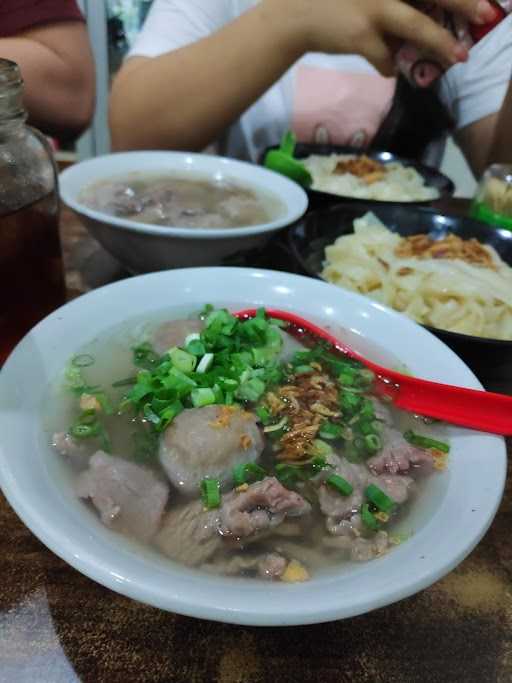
[289,202,512,394]
[261,143,455,210]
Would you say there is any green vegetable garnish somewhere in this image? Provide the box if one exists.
[275,456,330,486]
[201,478,221,509]
[403,430,450,453]
[361,503,381,531]
[133,342,161,370]
[191,387,216,408]
[364,434,382,453]
[69,409,111,452]
[168,348,197,374]
[326,474,353,496]
[232,462,267,486]
[365,483,396,514]
[118,307,285,433]
[318,421,345,440]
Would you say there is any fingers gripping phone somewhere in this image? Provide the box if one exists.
[396,1,510,87]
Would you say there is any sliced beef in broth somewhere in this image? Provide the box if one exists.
[156,476,311,567]
[76,451,169,542]
[153,318,203,355]
[159,405,263,494]
[219,476,311,537]
[367,427,434,475]
[317,454,368,519]
[156,499,221,566]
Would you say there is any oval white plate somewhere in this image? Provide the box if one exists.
[0,268,505,625]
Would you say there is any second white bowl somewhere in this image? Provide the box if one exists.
[59,151,309,272]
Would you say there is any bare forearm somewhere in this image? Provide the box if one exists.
[110,2,305,151]
[0,27,94,139]
[488,79,512,169]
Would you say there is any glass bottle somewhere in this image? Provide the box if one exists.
[470,164,512,231]
[0,59,66,365]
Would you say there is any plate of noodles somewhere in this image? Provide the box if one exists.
[289,203,512,393]
[261,143,454,208]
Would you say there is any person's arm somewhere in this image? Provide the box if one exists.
[0,20,95,140]
[110,0,489,152]
[456,78,512,178]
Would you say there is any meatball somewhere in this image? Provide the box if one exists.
[159,405,264,494]
[153,318,203,355]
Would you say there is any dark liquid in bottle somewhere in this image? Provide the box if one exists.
[0,192,66,365]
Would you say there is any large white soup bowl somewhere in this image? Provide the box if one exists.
[0,267,505,625]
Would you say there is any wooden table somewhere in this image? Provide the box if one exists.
[1,202,511,683]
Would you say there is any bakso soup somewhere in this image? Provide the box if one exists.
[50,307,449,582]
[79,173,284,228]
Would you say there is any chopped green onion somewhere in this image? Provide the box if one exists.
[294,365,314,375]
[326,474,353,496]
[319,421,344,440]
[339,391,361,415]
[199,303,214,320]
[143,402,161,425]
[361,503,381,531]
[364,434,382,453]
[307,439,333,458]
[133,342,160,369]
[339,371,356,386]
[255,406,271,425]
[263,417,288,433]
[232,462,267,486]
[359,399,376,420]
[70,423,99,439]
[359,369,376,386]
[160,400,184,429]
[274,456,330,486]
[191,387,217,408]
[72,354,95,368]
[237,377,265,402]
[365,484,396,514]
[186,339,206,356]
[201,478,221,509]
[404,430,450,453]
[356,419,377,436]
[184,332,201,346]
[169,348,197,374]
[196,353,214,374]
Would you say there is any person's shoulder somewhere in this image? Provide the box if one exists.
[0,0,83,38]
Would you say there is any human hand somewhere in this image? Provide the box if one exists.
[267,0,498,75]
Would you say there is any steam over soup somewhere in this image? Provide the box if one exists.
[49,307,449,582]
[79,173,285,228]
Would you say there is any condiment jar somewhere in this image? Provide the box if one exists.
[470,163,512,231]
[0,59,66,365]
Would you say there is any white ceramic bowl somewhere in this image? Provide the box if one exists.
[59,152,308,272]
[0,268,506,626]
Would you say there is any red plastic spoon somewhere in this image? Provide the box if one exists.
[234,308,512,436]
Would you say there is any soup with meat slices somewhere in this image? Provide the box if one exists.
[79,173,285,229]
[47,306,449,582]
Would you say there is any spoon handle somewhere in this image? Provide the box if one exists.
[234,308,512,436]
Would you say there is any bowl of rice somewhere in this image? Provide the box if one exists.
[289,202,512,394]
[261,144,454,210]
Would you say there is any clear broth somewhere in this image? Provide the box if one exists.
[79,172,286,229]
[43,307,448,579]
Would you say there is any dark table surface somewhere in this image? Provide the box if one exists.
[1,199,511,683]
